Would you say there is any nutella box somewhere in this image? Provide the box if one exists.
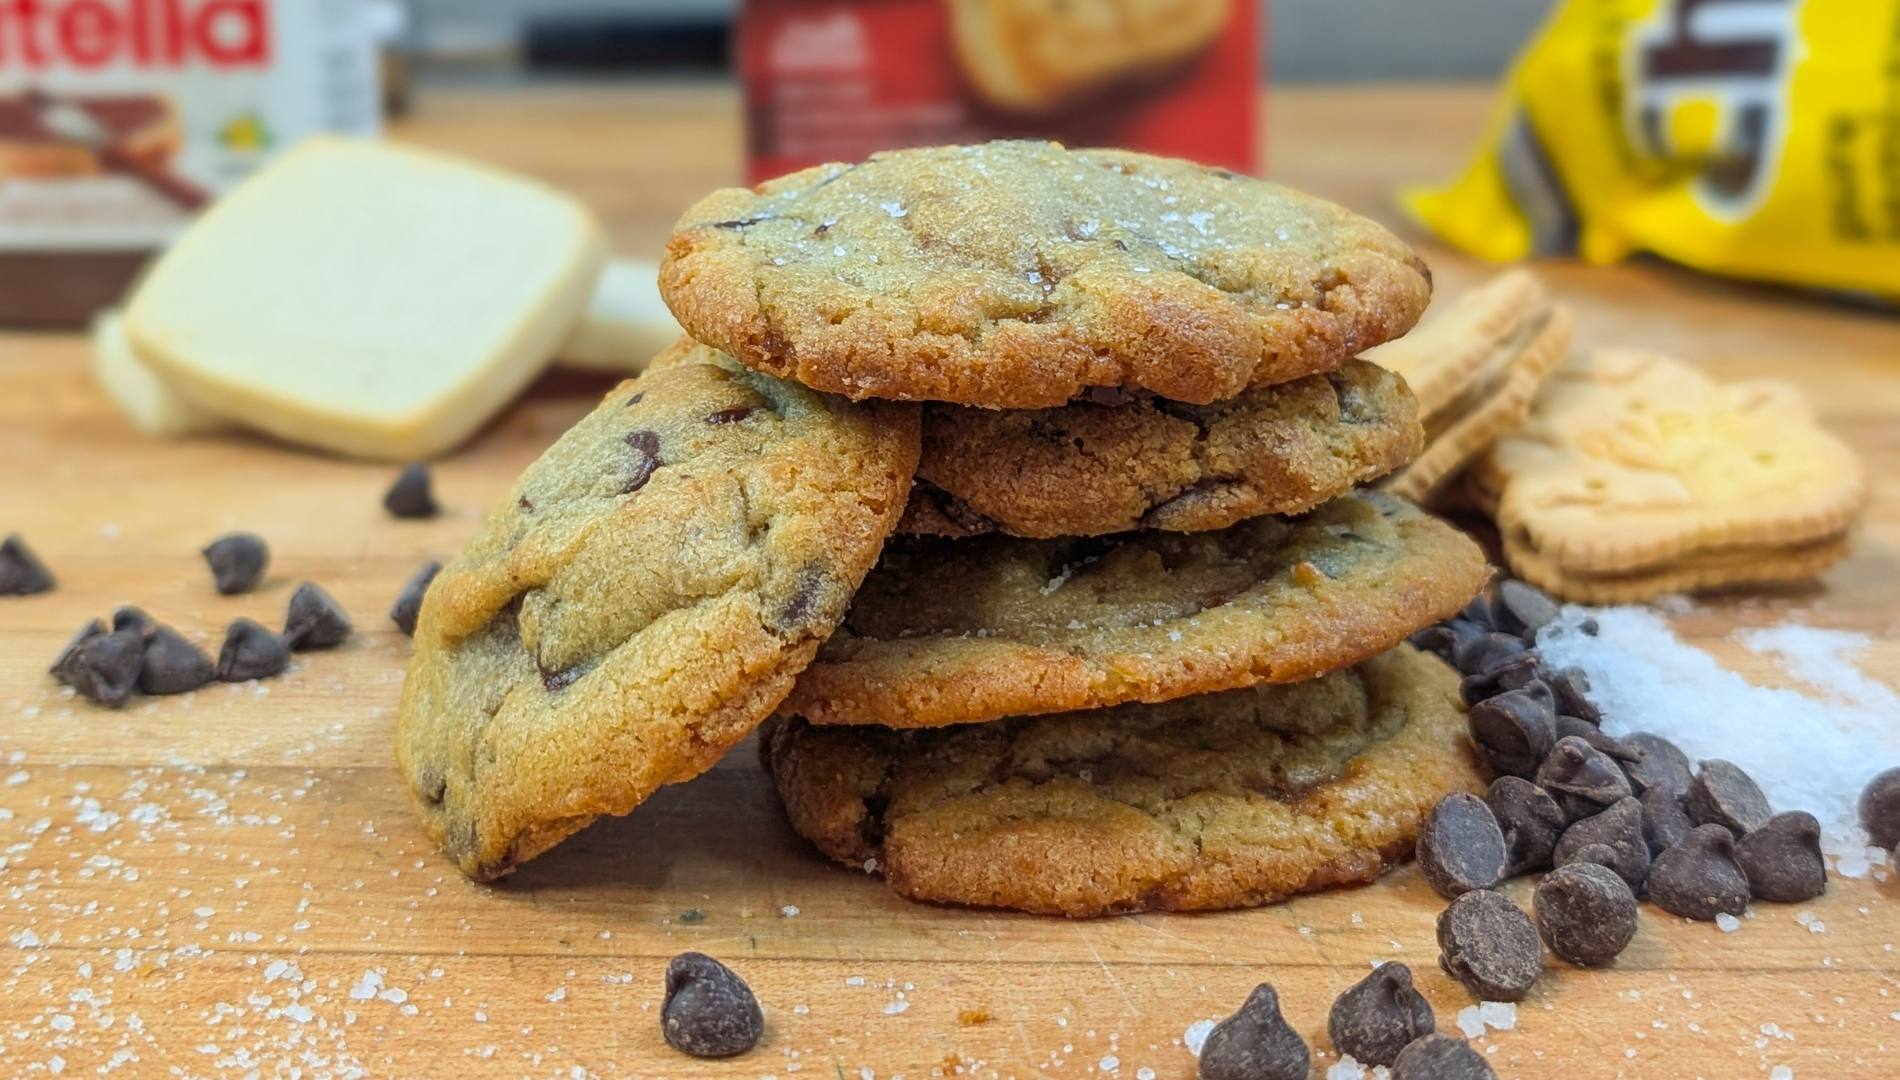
[0,0,380,327]
[739,0,1259,185]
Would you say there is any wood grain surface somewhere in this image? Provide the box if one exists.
[2,84,1898,1080]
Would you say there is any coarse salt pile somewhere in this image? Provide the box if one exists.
[1537,606,1900,870]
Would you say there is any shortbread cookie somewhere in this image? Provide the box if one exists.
[661,141,1432,408]
[782,491,1488,728]
[1502,528,1851,605]
[396,355,919,879]
[900,359,1421,538]
[1484,349,1865,574]
[949,0,1231,114]
[556,259,683,375]
[91,309,230,437]
[1382,302,1573,502]
[1364,269,1546,419]
[763,644,1485,916]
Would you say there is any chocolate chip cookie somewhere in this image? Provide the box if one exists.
[781,491,1488,728]
[660,141,1432,408]
[396,355,920,880]
[901,359,1421,538]
[763,644,1485,916]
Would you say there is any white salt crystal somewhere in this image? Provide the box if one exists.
[1326,1057,1367,1080]
[1138,1070,1156,1080]
[348,971,381,1000]
[1457,1006,1485,1038]
[1099,1055,1119,1071]
[845,976,865,986]
[1478,1002,1516,1031]
[882,1000,908,1015]
[1183,1019,1217,1057]
[1835,850,1872,879]
[1538,609,1900,860]
[1716,912,1741,932]
[1771,1067,1794,1080]
[781,905,800,917]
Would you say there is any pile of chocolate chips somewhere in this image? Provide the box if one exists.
[1409,580,1828,989]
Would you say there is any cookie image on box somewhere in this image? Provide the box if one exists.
[948,0,1232,114]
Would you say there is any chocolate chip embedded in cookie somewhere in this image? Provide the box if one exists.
[762,645,1486,916]
[396,355,919,880]
[782,490,1488,729]
[661,141,1432,409]
[900,359,1422,539]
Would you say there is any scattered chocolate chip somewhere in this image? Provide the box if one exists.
[282,582,351,650]
[1494,579,1560,642]
[1535,736,1634,821]
[1577,617,1599,635]
[1418,793,1507,898]
[50,618,106,685]
[1553,797,1650,892]
[624,430,662,493]
[1862,768,1900,850]
[1488,776,1568,877]
[1199,983,1310,1080]
[1533,862,1638,967]
[139,624,215,695]
[202,533,269,594]
[1644,824,1750,920]
[1437,889,1543,1002]
[390,561,440,637]
[1392,1033,1496,1080]
[1326,962,1434,1068]
[661,952,763,1058]
[60,628,144,708]
[1554,716,1636,761]
[383,463,438,518]
[1411,619,1485,667]
[0,534,55,595]
[1459,594,1497,631]
[706,406,755,424]
[1460,654,1544,705]
[217,618,290,682]
[1567,842,1624,872]
[111,605,155,640]
[1467,686,1557,779]
[1453,632,1527,677]
[1735,811,1827,904]
[1619,733,1693,798]
[1640,786,1697,856]
[1545,666,1600,724]
[1685,759,1771,837]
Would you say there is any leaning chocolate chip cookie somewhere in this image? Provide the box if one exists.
[396,356,919,880]
[764,645,1484,916]
[661,141,1432,409]
[902,359,1421,538]
[781,491,1487,728]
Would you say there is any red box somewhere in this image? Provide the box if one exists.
[739,0,1259,185]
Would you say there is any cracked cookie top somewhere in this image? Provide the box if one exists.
[781,491,1488,728]
[659,141,1433,409]
[902,358,1423,538]
[762,644,1486,915]
[395,354,920,880]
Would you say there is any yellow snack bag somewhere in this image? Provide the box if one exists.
[1408,0,1900,297]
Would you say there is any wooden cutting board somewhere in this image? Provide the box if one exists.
[0,84,1896,1079]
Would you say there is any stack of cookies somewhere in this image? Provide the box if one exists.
[395,141,1494,916]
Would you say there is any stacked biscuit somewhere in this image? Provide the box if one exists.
[396,142,1493,916]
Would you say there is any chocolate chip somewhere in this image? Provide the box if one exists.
[1488,776,1568,877]
[60,628,144,708]
[1326,962,1434,1067]
[1862,767,1900,850]
[202,533,268,594]
[1535,736,1634,821]
[1437,889,1543,1002]
[1545,666,1600,724]
[1460,654,1544,705]
[706,406,755,424]
[1392,1033,1497,1080]
[1459,594,1497,631]
[1467,686,1556,779]
[661,952,763,1058]
[1619,733,1693,798]
[624,430,662,493]
[112,605,155,641]
[1644,824,1750,920]
[1735,811,1827,903]
[1640,787,1696,856]
[282,582,351,650]
[1553,797,1650,892]
[1685,759,1771,837]
[1410,618,1486,667]
[50,618,106,685]
[1078,386,1140,407]
[1453,631,1527,677]
[139,624,215,695]
[1494,579,1560,642]
[1533,862,1638,967]
[384,463,438,518]
[0,534,55,595]
[1418,793,1507,898]
[1199,983,1309,1080]
[1554,716,1636,761]
[1566,843,1625,875]
[390,561,440,637]
[217,618,290,682]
